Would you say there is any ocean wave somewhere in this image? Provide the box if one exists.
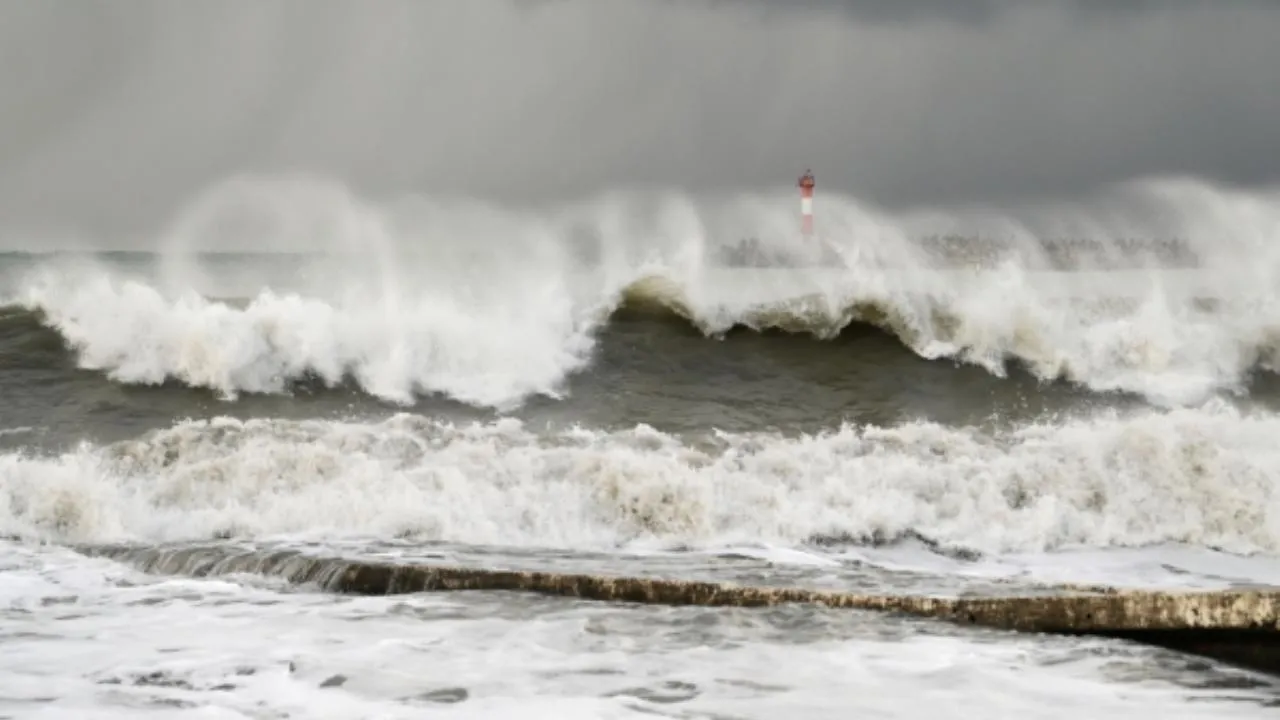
[618,265,1280,405]
[2,404,1277,557]
[9,261,1280,410]
[4,173,1280,409]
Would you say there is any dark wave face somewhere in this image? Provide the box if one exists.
[3,214,1280,453]
[0,295,1139,450]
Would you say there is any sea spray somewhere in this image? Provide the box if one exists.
[8,173,1280,409]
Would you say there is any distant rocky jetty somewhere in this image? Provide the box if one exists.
[714,234,1201,270]
[914,234,1200,269]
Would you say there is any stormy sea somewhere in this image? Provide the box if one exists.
[0,173,1278,717]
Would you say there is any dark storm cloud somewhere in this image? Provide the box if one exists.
[0,0,1277,245]
[734,0,1276,22]
[1063,0,1280,18]
[708,0,1007,24]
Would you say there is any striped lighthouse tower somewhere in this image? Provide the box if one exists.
[798,169,815,238]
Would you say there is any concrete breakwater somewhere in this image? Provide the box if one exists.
[76,543,1280,679]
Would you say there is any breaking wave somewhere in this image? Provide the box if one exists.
[2,404,1278,557]
[4,172,1280,409]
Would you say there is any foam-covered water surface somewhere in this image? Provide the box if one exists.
[3,542,1277,719]
[4,409,1279,561]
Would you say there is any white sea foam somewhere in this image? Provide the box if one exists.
[2,403,1277,567]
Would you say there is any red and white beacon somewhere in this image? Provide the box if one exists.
[798,169,815,238]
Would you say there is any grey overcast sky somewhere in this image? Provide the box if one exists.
[0,0,1277,241]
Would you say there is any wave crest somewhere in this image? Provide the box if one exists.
[618,265,1280,406]
[10,259,1280,410]
[5,173,1280,409]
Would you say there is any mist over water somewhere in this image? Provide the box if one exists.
[2,0,1280,239]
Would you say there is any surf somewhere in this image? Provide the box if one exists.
[3,404,1279,561]
[3,172,1280,410]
